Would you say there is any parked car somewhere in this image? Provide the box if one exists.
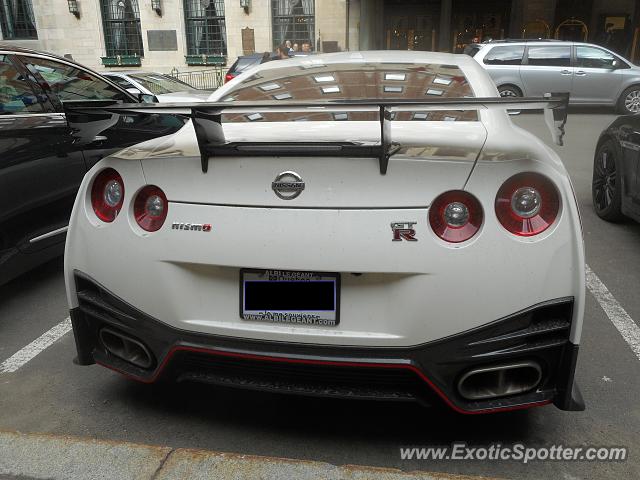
[65,51,585,414]
[470,39,640,114]
[592,115,640,222]
[225,52,272,83]
[102,71,212,102]
[0,45,185,285]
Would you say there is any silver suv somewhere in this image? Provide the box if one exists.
[470,40,640,114]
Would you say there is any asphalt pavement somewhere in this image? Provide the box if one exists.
[1,109,639,479]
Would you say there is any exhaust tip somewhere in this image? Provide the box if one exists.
[457,361,542,401]
[99,328,154,370]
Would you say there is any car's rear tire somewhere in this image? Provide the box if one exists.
[592,139,625,222]
[498,85,522,98]
[617,86,640,114]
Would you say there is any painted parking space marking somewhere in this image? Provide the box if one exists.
[0,317,72,373]
[586,264,640,361]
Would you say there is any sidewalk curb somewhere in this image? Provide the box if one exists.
[0,430,500,480]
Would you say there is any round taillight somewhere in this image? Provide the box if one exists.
[134,186,168,232]
[429,190,483,243]
[91,168,124,223]
[495,172,560,237]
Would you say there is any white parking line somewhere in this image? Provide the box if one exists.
[586,264,640,361]
[0,317,72,373]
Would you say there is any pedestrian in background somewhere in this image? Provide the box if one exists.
[276,44,291,60]
[285,40,293,53]
[596,23,615,49]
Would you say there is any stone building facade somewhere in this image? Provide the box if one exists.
[0,0,349,72]
[1,0,638,74]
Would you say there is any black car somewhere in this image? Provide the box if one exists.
[225,52,273,83]
[0,45,184,285]
[593,115,640,222]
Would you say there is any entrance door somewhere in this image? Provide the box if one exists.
[452,0,511,52]
[383,0,439,51]
[385,15,438,50]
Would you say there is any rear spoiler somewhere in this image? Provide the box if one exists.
[66,93,568,175]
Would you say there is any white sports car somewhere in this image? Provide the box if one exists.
[64,51,585,414]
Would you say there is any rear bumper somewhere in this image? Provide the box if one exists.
[70,272,584,414]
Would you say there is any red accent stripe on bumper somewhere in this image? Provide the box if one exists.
[96,345,551,415]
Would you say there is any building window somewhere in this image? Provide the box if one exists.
[184,0,227,56]
[272,0,314,49]
[0,0,37,39]
[100,0,144,57]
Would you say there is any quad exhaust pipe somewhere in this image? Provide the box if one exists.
[99,328,154,370]
[457,361,542,401]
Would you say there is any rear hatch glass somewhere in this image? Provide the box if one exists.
[219,62,478,122]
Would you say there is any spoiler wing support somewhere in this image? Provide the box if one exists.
[543,92,569,147]
[191,108,224,174]
[380,106,401,175]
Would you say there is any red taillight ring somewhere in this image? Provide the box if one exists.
[91,168,124,223]
[134,185,168,232]
[495,172,560,237]
[429,190,483,243]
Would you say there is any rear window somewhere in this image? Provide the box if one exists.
[222,62,477,122]
[463,44,482,57]
[105,75,136,90]
[526,46,571,67]
[483,45,525,65]
[233,56,265,73]
[129,73,192,94]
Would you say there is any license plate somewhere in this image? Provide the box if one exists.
[240,269,340,326]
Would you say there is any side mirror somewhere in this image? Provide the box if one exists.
[138,93,159,104]
[126,87,141,95]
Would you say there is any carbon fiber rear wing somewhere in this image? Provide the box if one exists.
[66,93,568,175]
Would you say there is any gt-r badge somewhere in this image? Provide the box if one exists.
[391,222,417,241]
[172,222,212,232]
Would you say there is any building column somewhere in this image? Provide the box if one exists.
[509,0,524,38]
[358,0,370,50]
[348,0,361,50]
[359,0,383,50]
[438,0,452,52]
